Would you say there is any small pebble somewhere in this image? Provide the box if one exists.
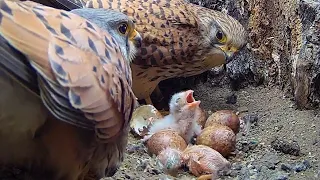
[242,114,259,124]
[271,138,300,156]
[137,160,147,169]
[274,125,283,132]
[226,93,237,104]
[294,160,311,172]
[303,160,311,168]
[240,140,259,152]
[125,174,131,179]
[233,163,243,170]
[294,164,307,172]
[275,174,288,180]
[151,168,161,175]
[258,165,268,172]
[126,144,146,154]
[247,164,255,169]
[266,162,276,170]
[312,139,318,145]
[280,163,292,172]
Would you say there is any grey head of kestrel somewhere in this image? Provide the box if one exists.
[71,8,142,62]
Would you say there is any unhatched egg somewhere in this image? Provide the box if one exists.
[146,129,187,155]
[205,110,240,134]
[196,123,236,157]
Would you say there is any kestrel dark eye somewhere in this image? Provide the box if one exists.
[118,23,128,34]
[216,30,223,40]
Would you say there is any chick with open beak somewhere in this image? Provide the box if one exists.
[142,90,203,144]
[175,97,203,143]
[169,90,196,114]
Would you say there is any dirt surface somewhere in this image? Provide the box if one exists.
[104,83,320,180]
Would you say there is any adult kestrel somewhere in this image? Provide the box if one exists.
[0,0,141,179]
[85,0,247,105]
[21,0,248,106]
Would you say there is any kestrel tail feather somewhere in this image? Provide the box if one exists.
[29,0,84,10]
[38,76,95,129]
[54,0,85,8]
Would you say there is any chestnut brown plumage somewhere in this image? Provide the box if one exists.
[0,0,141,179]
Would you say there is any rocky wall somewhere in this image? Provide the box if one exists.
[187,0,320,109]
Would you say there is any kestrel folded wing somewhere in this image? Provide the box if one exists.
[0,0,137,141]
[85,0,201,67]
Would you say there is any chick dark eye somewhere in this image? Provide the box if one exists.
[216,30,223,40]
[175,98,181,104]
[118,23,128,34]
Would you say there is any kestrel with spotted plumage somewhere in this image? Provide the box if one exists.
[28,0,247,106]
[0,0,141,179]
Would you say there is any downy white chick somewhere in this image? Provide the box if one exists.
[142,90,202,143]
[175,100,203,143]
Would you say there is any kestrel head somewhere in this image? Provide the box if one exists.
[195,7,247,66]
[71,8,142,62]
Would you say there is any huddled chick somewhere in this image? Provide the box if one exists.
[182,145,231,180]
[155,145,231,180]
[142,90,202,144]
[156,147,183,176]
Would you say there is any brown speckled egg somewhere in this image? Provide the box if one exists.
[196,123,236,157]
[196,107,207,128]
[146,129,187,155]
[205,110,240,134]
